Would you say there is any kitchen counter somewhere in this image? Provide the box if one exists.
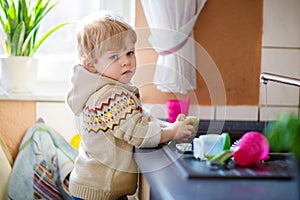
[134,145,300,200]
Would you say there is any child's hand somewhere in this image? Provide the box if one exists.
[172,114,195,142]
[159,114,195,144]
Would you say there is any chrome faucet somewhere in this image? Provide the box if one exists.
[260,72,300,87]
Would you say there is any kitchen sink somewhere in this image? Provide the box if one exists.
[163,146,297,179]
[163,120,298,180]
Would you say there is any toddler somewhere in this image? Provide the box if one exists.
[66,10,194,200]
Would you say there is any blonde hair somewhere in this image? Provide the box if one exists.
[76,11,137,64]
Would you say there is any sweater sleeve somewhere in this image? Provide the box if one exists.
[82,86,161,148]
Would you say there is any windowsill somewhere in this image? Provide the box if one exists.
[0,81,69,102]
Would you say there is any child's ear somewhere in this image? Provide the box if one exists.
[83,60,97,73]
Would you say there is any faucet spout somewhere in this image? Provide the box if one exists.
[260,72,300,87]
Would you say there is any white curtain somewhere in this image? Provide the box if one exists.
[141,0,207,94]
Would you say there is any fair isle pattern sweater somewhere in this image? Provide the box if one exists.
[66,65,161,199]
[83,90,142,134]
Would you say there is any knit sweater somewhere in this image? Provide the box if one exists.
[66,65,162,199]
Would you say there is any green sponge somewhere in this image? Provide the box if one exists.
[221,133,231,150]
[186,116,200,143]
[186,116,200,131]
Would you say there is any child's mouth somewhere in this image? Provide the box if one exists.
[122,70,131,75]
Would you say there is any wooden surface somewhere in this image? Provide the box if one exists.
[0,100,36,160]
[135,0,263,105]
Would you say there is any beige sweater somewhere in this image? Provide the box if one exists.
[66,65,162,199]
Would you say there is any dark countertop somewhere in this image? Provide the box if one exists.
[134,145,300,200]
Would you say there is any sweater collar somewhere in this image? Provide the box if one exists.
[66,64,138,116]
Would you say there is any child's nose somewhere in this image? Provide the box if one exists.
[120,56,130,67]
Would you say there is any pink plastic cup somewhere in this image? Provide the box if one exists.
[233,131,270,166]
[166,97,190,123]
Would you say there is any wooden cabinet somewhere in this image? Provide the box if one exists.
[0,100,36,160]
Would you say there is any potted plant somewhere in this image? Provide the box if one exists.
[0,0,70,93]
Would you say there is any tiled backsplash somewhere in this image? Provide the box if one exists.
[143,104,299,122]
[259,0,300,120]
[262,0,300,48]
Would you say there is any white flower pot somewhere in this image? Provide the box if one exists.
[0,57,38,93]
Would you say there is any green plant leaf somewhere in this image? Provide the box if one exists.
[20,0,29,30]
[6,2,17,34]
[0,0,10,18]
[31,22,71,56]
[0,17,5,33]
[22,25,40,56]
[31,0,54,29]
[11,21,25,56]
[0,0,69,56]
[0,0,9,29]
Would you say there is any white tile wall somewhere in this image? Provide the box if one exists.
[260,48,300,107]
[260,46,300,105]
[259,82,299,106]
[189,105,215,120]
[260,106,299,121]
[261,49,300,79]
[143,104,260,121]
[260,0,300,120]
[143,104,215,120]
[262,0,300,47]
[215,106,258,121]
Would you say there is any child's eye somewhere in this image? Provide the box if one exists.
[109,55,119,60]
[127,51,135,56]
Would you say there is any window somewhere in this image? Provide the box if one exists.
[0,0,136,88]
[37,0,136,56]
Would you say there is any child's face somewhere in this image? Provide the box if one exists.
[94,45,136,84]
